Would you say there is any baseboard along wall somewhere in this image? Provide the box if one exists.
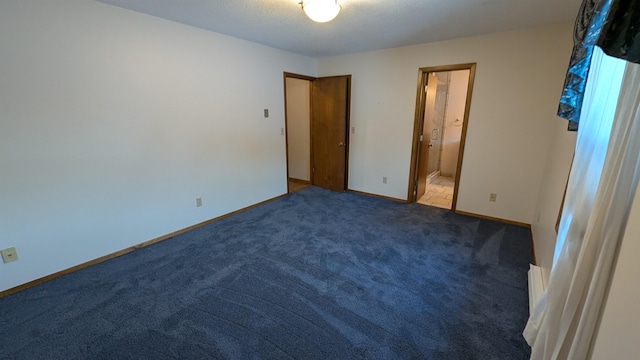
[0,194,288,299]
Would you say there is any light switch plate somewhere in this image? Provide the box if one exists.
[1,247,18,263]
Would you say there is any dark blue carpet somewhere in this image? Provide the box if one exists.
[0,186,532,359]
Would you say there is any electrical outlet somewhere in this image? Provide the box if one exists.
[1,247,18,263]
[489,193,497,202]
[281,128,285,136]
[196,197,203,207]
[351,127,356,134]
[263,109,269,118]
[383,176,387,184]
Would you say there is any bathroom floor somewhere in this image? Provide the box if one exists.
[418,176,455,209]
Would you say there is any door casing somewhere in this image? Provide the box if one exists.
[407,63,476,210]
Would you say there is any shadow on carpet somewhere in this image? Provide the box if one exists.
[0,186,532,359]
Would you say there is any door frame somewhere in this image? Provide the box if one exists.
[407,63,476,210]
[283,72,315,193]
[283,72,351,193]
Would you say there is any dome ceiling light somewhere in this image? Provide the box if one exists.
[299,0,342,23]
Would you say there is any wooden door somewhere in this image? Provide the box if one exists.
[415,73,438,199]
[311,75,350,192]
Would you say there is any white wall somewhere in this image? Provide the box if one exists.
[591,183,640,359]
[531,119,576,280]
[0,0,316,292]
[441,70,470,178]
[0,1,576,292]
[285,78,311,181]
[318,24,573,223]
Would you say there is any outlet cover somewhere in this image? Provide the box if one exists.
[1,247,18,263]
[196,197,203,207]
[489,193,497,202]
[383,176,388,184]
[263,109,269,118]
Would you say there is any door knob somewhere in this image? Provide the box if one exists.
[338,142,345,147]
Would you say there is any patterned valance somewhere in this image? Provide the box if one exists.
[558,0,640,131]
[597,1,640,63]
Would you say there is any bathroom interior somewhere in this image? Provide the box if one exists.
[418,69,470,209]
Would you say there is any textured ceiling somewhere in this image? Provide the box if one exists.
[96,0,582,58]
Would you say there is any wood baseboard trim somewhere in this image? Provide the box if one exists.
[347,189,407,203]
[0,194,287,299]
[454,210,531,229]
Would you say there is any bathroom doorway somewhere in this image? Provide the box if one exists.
[408,64,476,210]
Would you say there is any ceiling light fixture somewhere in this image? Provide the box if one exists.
[300,0,341,23]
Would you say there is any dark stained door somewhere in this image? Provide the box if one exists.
[416,73,437,200]
[312,76,350,192]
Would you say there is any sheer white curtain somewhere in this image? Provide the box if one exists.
[524,48,640,359]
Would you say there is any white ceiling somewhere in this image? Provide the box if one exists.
[97,0,582,58]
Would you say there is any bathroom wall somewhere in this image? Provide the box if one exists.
[441,70,470,178]
[424,73,441,175]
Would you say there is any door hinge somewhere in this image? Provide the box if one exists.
[419,134,423,142]
[425,85,428,92]
[414,180,418,188]
[312,167,315,173]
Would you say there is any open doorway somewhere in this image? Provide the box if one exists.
[284,73,352,194]
[407,64,476,210]
[284,74,313,193]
